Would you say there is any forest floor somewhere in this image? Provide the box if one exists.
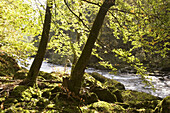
[0,52,169,113]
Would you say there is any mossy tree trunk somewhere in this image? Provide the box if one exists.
[23,0,53,86]
[69,0,115,95]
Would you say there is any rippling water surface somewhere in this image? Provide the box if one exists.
[19,58,170,98]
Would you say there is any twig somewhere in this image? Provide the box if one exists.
[64,0,90,30]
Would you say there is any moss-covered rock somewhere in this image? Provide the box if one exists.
[91,72,125,90]
[91,86,117,103]
[91,72,107,83]
[122,90,161,102]
[122,90,161,109]
[161,96,170,113]
[82,101,125,113]
[154,96,170,113]
[85,92,98,104]
[9,85,28,98]
[13,68,28,79]
[112,89,123,102]
[0,52,20,76]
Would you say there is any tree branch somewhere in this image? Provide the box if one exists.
[64,0,90,30]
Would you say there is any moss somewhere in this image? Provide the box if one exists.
[122,90,161,102]
[39,71,62,80]
[121,90,161,110]
[161,96,170,113]
[86,92,99,104]
[13,69,28,79]
[62,106,80,113]
[112,89,123,102]
[82,101,125,113]
[154,96,170,113]
[90,72,125,90]
[9,85,28,98]
[91,72,107,83]
[92,87,117,103]
[0,52,20,77]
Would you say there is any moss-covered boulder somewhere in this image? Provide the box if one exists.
[91,72,125,90]
[154,96,170,113]
[122,90,161,109]
[81,101,125,113]
[0,52,20,76]
[9,85,28,98]
[91,86,117,103]
[13,68,28,79]
[85,92,99,104]
[112,89,123,102]
[91,72,107,83]
[161,96,170,113]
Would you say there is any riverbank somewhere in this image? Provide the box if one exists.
[21,58,170,98]
[0,52,170,112]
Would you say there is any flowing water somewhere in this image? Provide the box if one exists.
[20,58,170,98]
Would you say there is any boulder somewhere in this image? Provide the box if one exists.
[86,93,98,104]
[0,52,20,76]
[91,86,117,103]
[112,89,123,102]
[91,72,107,83]
[81,101,125,113]
[154,96,170,113]
[13,68,28,79]
[91,72,125,90]
[122,90,161,109]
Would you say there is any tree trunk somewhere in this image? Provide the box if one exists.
[69,0,115,95]
[23,0,53,86]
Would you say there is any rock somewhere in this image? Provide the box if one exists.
[13,68,28,79]
[86,93,98,104]
[112,89,123,102]
[162,96,170,112]
[81,101,125,113]
[154,96,170,113]
[91,72,107,83]
[108,87,123,100]
[9,85,28,98]
[114,82,125,90]
[0,52,20,76]
[122,90,162,102]
[91,86,117,103]
[91,72,125,90]
[122,90,162,109]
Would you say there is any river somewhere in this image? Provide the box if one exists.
[20,58,170,98]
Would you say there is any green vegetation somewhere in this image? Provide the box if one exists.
[0,0,169,112]
[0,55,166,112]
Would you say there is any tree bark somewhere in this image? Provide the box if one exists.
[23,0,53,86]
[69,0,115,95]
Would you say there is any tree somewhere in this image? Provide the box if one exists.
[21,0,53,86]
[68,0,115,95]
[0,0,38,61]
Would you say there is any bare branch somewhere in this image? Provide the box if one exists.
[64,0,90,30]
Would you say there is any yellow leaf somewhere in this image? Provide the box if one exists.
[130,10,134,13]
[123,26,127,29]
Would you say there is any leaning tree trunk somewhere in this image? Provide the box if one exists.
[68,0,115,95]
[23,0,53,86]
